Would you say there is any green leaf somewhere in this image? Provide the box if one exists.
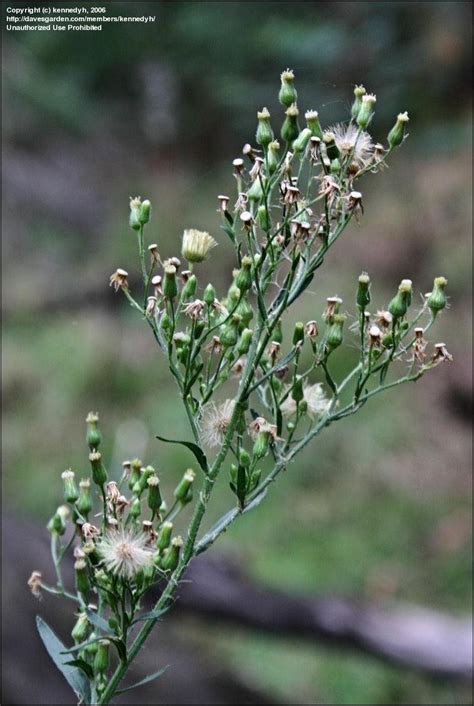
[63,659,94,680]
[112,637,127,663]
[221,222,236,244]
[131,608,167,625]
[156,435,209,475]
[115,666,169,695]
[85,608,112,634]
[61,635,103,654]
[36,616,91,703]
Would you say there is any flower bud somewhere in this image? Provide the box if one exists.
[427,276,448,315]
[161,536,183,572]
[182,229,217,264]
[129,197,142,231]
[273,320,283,344]
[220,315,241,348]
[247,176,264,202]
[256,204,271,232]
[293,127,312,154]
[130,497,141,520]
[182,274,197,299]
[330,158,341,175]
[89,451,108,487]
[48,505,69,535]
[203,283,215,306]
[61,470,79,504]
[252,430,271,460]
[279,69,297,107]
[85,412,101,451]
[357,272,371,309]
[388,279,412,320]
[239,449,251,467]
[291,375,304,403]
[128,459,142,491]
[139,199,152,225]
[74,558,90,596]
[77,479,92,517]
[237,328,253,355]
[234,256,253,292]
[305,110,323,139]
[174,469,195,502]
[351,84,366,119]
[326,314,346,352]
[387,111,409,148]
[281,104,300,143]
[71,612,90,643]
[292,322,305,347]
[163,265,178,300]
[147,475,162,512]
[323,132,339,161]
[135,465,156,496]
[94,639,110,674]
[256,107,274,147]
[357,93,376,129]
[156,521,173,552]
[267,140,280,174]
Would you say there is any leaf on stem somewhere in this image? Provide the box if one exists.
[156,435,209,475]
[115,666,169,695]
[36,616,91,703]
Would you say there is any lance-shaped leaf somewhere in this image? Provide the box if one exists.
[36,616,91,703]
[116,666,169,695]
[156,435,209,475]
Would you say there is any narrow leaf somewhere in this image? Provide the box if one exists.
[64,659,94,680]
[156,435,209,474]
[36,616,91,703]
[116,666,169,695]
[131,608,166,625]
[85,608,112,634]
[61,635,103,654]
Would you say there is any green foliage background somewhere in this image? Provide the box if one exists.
[2,2,472,703]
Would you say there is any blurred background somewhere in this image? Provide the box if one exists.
[2,1,472,704]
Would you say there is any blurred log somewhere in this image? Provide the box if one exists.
[178,556,472,680]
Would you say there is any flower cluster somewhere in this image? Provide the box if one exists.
[32,71,451,705]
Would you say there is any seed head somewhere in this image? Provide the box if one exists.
[182,229,217,263]
[97,529,154,580]
[199,399,236,448]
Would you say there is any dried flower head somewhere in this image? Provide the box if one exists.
[109,269,129,292]
[432,343,453,365]
[82,522,100,540]
[97,529,154,580]
[182,229,217,264]
[329,123,374,169]
[28,571,42,599]
[281,383,330,420]
[182,299,206,320]
[199,399,236,448]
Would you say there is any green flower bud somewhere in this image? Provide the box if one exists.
[293,127,312,154]
[74,558,90,596]
[174,469,195,502]
[357,93,376,129]
[94,639,110,674]
[292,322,305,347]
[239,449,251,467]
[351,84,366,119]
[220,315,241,348]
[298,399,308,414]
[388,279,412,319]
[256,107,274,147]
[163,265,178,300]
[305,110,323,139]
[128,459,142,491]
[129,197,142,231]
[387,111,409,148]
[323,132,339,161]
[71,612,90,643]
[89,451,107,487]
[357,272,371,309]
[203,283,215,306]
[330,158,341,174]
[161,311,171,331]
[235,299,254,328]
[273,320,283,344]
[281,104,300,143]
[427,276,448,315]
[237,328,253,355]
[85,632,98,655]
[136,465,156,496]
[130,497,141,520]
[279,68,297,107]
[61,470,79,504]
[256,204,271,232]
[85,412,101,451]
[47,505,69,535]
[292,375,304,403]
[139,199,151,225]
[147,475,162,512]
[234,256,253,292]
[182,274,197,299]
[247,176,264,202]
[252,430,271,460]
[156,521,173,552]
[267,140,280,174]
[161,536,183,572]
[326,314,346,352]
[77,479,92,517]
